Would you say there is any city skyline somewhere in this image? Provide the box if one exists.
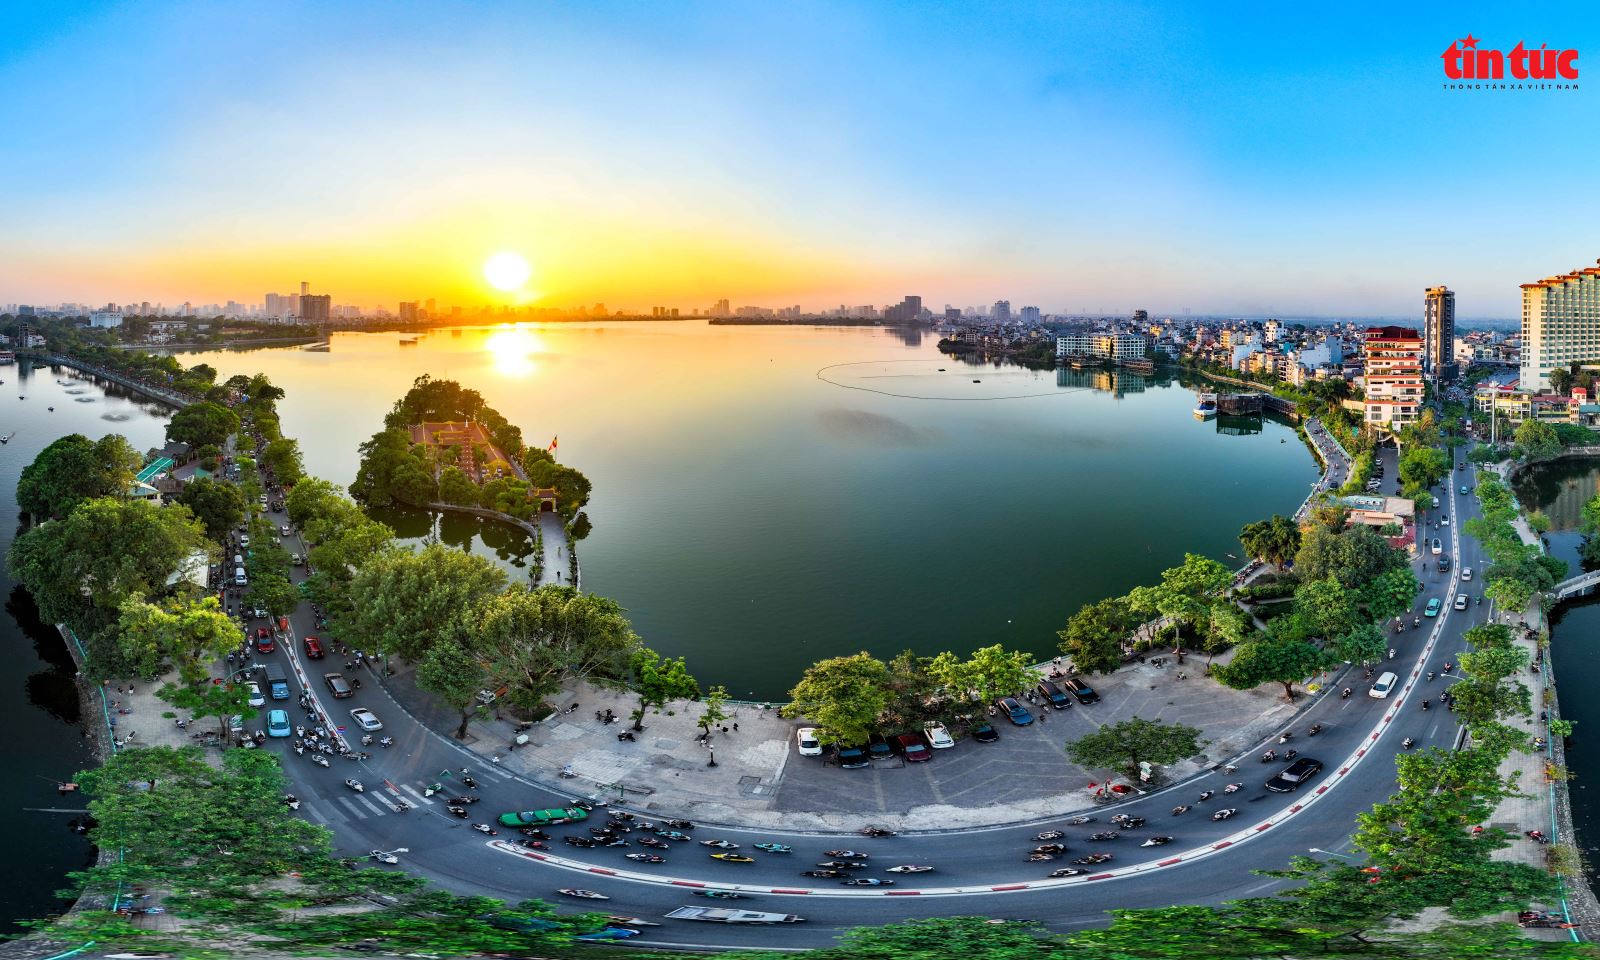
[3,1,1596,315]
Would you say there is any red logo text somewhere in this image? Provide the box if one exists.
[1443,35,1577,80]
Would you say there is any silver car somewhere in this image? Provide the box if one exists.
[349,707,383,732]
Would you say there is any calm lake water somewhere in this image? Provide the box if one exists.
[196,322,1317,700]
[0,360,172,932]
[1516,458,1600,881]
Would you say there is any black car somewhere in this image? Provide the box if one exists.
[1035,680,1072,710]
[997,697,1034,726]
[1265,757,1323,793]
[867,733,894,761]
[836,745,870,769]
[1063,678,1100,704]
[971,723,1000,743]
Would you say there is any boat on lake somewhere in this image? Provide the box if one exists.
[1193,393,1218,419]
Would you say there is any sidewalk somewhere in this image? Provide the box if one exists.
[1480,462,1591,940]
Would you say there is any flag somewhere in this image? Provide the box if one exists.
[547,436,558,453]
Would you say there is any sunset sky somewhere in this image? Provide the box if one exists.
[2,0,1596,317]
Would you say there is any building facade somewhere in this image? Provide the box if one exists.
[1423,285,1455,382]
[1521,259,1600,392]
[299,294,331,323]
[88,311,123,328]
[1362,326,1424,427]
[1055,332,1149,360]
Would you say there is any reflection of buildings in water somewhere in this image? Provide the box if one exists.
[886,326,925,348]
[1215,414,1263,436]
[1544,475,1600,530]
[1055,367,1150,396]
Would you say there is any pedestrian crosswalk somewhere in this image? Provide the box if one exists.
[303,764,519,824]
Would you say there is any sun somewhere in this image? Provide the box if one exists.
[483,251,532,292]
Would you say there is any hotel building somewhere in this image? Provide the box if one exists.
[1521,259,1600,392]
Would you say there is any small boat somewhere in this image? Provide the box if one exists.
[0,433,13,444]
[1193,393,1217,418]
[973,379,981,383]
[47,406,54,411]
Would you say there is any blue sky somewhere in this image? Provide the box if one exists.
[0,0,1594,317]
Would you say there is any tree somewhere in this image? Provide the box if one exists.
[627,648,698,731]
[782,653,893,747]
[1334,623,1389,666]
[17,433,143,519]
[9,498,211,673]
[340,543,507,661]
[1214,634,1333,700]
[1294,524,1407,590]
[1064,716,1205,778]
[1360,566,1420,624]
[1550,366,1575,395]
[1398,445,1450,490]
[261,437,304,486]
[1238,514,1302,568]
[1199,600,1249,661]
[438,466,479,505]
[699,685,731,734]
[416,640,489,739]
[114,593,241,685]
[165,400,240,449]
[1293,576,1361,639]
[881,650,941,727]
[178,476,246,542]
[929,644,1034,705]
[1125,553,1234,638]
[470,585,640,712]
[159,678,256,740]
[1527,511,1552,535]
[1057,597,1133,674]
[1513,420,1561,462]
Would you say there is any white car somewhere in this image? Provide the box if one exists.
[1455,593,1469,611]
[349,707,383,732]
[247,682,265,708]
[796,727,822,757]
[1462,567,1473,581]
[1369,671,1398,699]
[923,721,955,749]
[1430,538,1442,556]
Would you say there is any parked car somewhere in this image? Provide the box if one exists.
[835,745,870,769]
[1035,680,1071,710]
[303,636,325,659]
[1370,671,1398,699]
[796,727,822,757]
[923,721,954,749]
[997,697,1034,726]
[867,733,893,761]
[324,672,353,699]
[498,807,589,828]
[971,722,1000,743]
[349,707,383,731]
[1063,678,1100,704]
[1425,597,1442,617]
[1265,756,1324,793]
[894,733,931,762]
[280,525,291,536]
[266,709,292,738]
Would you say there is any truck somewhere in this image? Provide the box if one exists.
[665,907,805,923]
[263,662,291,701]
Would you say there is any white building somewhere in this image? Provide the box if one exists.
[89,311,124,328]
[1056,332,1148,360]
[1521,259,1600,392]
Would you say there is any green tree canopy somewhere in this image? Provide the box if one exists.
[165,400,241,449]
[1238,514,1302,568]
[17,432,143,519]
[340,543,507,661]
[1057,597,1134,674]
[1513,419,1562,461]
[178,475,246,542]
[416,639,490,739]
[1064,716,1205,777]
[470,584,640,712]
[1214,632,1334,700]
[628,648,699,731]
[782,652,893,747]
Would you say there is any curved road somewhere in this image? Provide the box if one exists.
[248,447,1492,949]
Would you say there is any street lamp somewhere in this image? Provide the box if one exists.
[1308,847,1354,861]
[707,748,717,768]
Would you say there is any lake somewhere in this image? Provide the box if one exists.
[194,322,1318,700]
[0,361,173,932]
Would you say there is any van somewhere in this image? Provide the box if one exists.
[1035,680,1071,710]
[234,566,247,586]
[263,663,290,700]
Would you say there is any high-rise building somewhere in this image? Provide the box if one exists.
[1521,259,1600,392]
[1423,285,1456,382]
[992,300,1011,323]
[1362,326,1424,427]
[264,293,284,318]
[88,310,123,328]
[1132,309,1149,325]
[299,294,331,323]
[1020,306,1041,324]
[711,298,731,318]
[884,295,922,323]
[399,301,419,322]
[300,281,309,297]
